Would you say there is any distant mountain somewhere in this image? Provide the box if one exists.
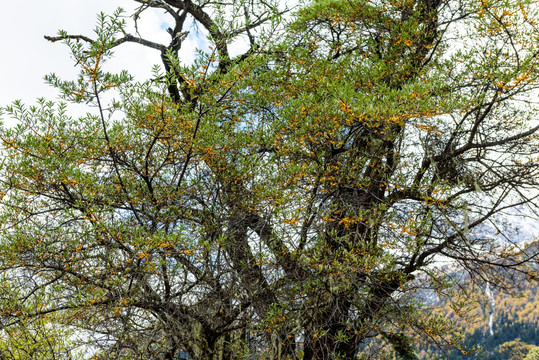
[416,260,539,359]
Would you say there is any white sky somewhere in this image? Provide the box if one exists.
[0,1,202,114]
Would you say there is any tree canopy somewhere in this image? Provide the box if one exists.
[1,0,539,359]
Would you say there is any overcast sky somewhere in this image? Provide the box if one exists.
[0,1,203,115]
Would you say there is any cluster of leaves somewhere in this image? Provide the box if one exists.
[1,0,539,359]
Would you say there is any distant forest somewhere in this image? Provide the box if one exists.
[418,272,539,359]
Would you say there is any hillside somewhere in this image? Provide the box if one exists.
[417,271,539,359]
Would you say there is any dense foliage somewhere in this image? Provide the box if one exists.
[1,0,539,359]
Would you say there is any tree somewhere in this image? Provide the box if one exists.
[0,315,82,359]
[1,0,539,359]
[499,339,539,360]
[526,346,539,360]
